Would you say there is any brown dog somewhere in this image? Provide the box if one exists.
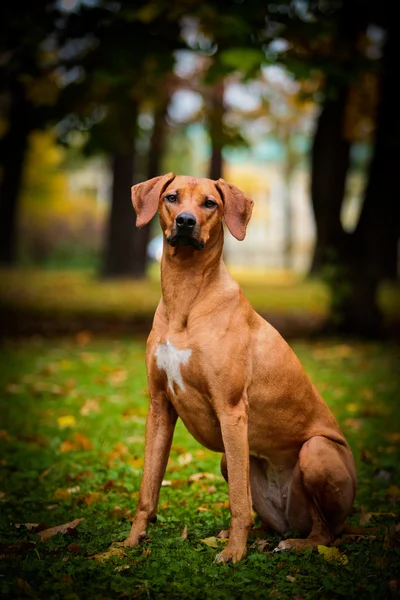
[123,173,356,563]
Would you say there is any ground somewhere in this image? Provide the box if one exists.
[0,335,399,599]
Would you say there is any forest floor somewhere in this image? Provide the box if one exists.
[0,336,399,599]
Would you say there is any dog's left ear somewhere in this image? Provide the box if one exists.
[132,172,175,227]
[215,179,254,241]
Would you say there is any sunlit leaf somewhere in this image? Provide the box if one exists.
[317,545,348,564]
[91,546,127,562]
[57,415,76,429]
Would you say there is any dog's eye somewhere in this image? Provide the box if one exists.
[165,194,177,203]
[204,199,217,209]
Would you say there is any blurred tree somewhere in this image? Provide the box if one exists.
[59,1,182,278]
[262,0,398,335]
[0,0,61,264]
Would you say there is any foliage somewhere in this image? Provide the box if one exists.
[0,337,399,599]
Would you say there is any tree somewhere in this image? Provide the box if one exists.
[59,1,182,278]
[0,1,62,264]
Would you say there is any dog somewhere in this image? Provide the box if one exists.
[123,173,356,564]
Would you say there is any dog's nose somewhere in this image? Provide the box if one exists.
[176,213,196,230]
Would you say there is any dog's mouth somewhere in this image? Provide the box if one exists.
[166,233,205,251]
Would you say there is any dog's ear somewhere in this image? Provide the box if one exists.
[215,179,254,241]
[131,173,175,227]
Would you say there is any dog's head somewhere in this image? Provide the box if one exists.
[131,173,253,251]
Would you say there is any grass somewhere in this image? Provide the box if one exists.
[1,265,399,323]
[0,336,399,599]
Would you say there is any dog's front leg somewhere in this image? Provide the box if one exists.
[123,395,178,547]
[215,398,253,564]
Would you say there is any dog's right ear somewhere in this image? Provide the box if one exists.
[131,173,175,227]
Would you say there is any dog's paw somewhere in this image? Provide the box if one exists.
[214,544,246,564]
[119,532,146,548]
[273,539,294,553]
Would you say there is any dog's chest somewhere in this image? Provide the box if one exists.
[155,340,192,393]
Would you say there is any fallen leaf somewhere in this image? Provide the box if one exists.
[200,536,220,548]
[127,457,144,469]
[161,480,172,487]
[14,578,33,594]
[317,545,348,565]
[196,506,209,512]
[80,398,100,416]
[60,433,92,453]
[77,492,102,506]
[287,575,296,583]
[54,486,80,501]
[61,574,73,584]
[91,546,127,562]
[115,564,130,572]
[75,330,92,346]
[108,369,127,386]
[14,523,40,531]
[181,525,188,540]
[360,506,372,525]
[0,429,12,441]
[177,452,193,466]
[250,538,270,552]
[360,449,375,464]
[67,543,81,555]
[39,466,53,480]
[188,472,216,483]
[57,415,76,429]
[38,518,84,541]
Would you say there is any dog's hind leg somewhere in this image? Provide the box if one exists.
[275,436,356,552]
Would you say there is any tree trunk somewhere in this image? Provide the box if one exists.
[0,84,32,264]
[102,149,137,278]
[132,101,169,276]
[309,83,351,274]
[207,81,225,181]
[334,20,400,336]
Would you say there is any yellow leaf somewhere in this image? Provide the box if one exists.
[91,546,127,562]
[317,545,348,564]
[346,403,358,414]
[200,536,220,548]
[57,415,76,429]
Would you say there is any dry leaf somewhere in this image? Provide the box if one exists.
[196,506,209,512]
[57,415,76,429]
[14,578,33,594]
[91,546,127,562]
[161,480,172,487]
[317,545,348,564]
[287,575,296,583]
[181,525,188,540]
[177,453,193,466]
[0,429,12,441]
[189,472,216,483]
[60,433,92,453]
[359,506,372,526]
[14,523,40,531]
[54,486,80,500]
[80,399,100,416]
[250,538,270,552]
[77,492,102,506]
[38,518,84,541]
[200,536,220,548]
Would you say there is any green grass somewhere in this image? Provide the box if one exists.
[1,266,399,323]
[0,337,399,599]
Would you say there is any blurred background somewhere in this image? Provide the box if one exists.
[0,0,399,339]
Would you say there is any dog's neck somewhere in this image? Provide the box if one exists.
[159,226,232,329]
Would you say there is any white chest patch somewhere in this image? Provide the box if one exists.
[155,341,192,393]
